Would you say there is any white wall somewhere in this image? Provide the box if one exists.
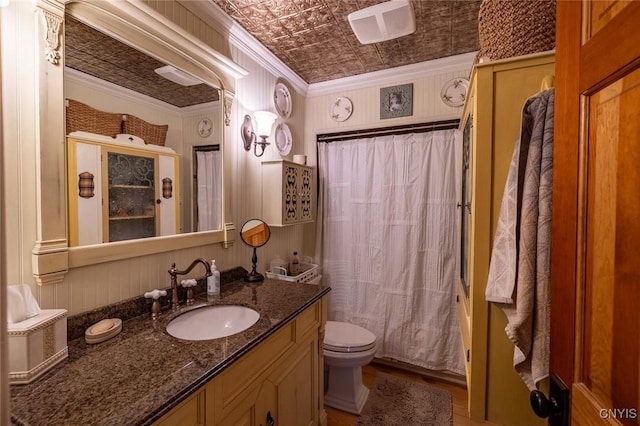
[303,54,474,160]
[1,0,38,289]
[1,0,31,417]
[0,7,7,423]
[226,43,308,275]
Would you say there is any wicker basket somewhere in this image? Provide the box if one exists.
[65,99,122,137]
[476,0,556,63]
[122,114,168,146]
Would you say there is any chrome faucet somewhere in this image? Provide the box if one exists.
[168,258,212,310]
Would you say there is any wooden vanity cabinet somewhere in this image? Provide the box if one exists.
[154,390,206,426]
[154,296,327,426]
[456,52,554,425]
[67,135,180,246]
[261,160,313,226]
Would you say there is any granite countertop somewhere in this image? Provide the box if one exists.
[10,276,330,426]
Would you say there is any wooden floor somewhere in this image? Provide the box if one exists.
[325,362,487,426]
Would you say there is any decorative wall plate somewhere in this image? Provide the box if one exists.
[330,96,353,122]
[197,118,213,137]
[273,82,292,118]
[440,78,469,107]
[275,122,292,156]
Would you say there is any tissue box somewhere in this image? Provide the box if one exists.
[8,309,68,384]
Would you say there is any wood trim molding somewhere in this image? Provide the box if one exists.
[550,0,582,386]
[580,1,640,94]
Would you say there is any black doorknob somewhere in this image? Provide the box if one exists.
[530,389,560,418]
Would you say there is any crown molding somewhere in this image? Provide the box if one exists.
[178,0,309,95]
[306,52,477,97]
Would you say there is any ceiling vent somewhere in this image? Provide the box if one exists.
[154,65,202,86]
[348,0,416,45]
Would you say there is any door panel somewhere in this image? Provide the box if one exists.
[580,68,640,424]
[552,1,640,425]
[588,1,630,36]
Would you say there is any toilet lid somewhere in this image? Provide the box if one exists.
[324,321,376,353]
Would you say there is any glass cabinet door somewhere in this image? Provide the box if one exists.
[106,150,157,242]
[460,117,472,298]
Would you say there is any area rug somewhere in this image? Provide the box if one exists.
[356,372,453,425]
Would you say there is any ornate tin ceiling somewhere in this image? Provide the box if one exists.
[211,0,481,84]
[64,17,219,108]
[64,1,480,105]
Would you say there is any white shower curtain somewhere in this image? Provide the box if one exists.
[196,150,221,231]
[317,130,464,374]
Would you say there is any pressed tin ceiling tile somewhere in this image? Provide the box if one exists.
[210,0,480,84]
[65,1,480,106]
[65,16,219,108]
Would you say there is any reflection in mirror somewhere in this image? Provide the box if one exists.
[240,219,272,282]
[193,145,221,231]
[64,16,223,246]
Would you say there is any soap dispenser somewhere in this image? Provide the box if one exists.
[208,260,221,295]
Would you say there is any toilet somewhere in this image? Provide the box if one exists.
[323,320,377,414]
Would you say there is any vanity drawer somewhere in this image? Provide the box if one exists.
[218,321,295,408]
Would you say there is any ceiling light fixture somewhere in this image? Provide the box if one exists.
[348,0,416,45]
[154,65,202,86]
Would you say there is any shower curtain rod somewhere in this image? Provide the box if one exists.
[316,118,459,143]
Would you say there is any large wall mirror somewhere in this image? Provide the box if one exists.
[65,16,222,243]
[55,1,247,269]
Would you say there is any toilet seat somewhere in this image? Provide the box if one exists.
[324,321,376,353]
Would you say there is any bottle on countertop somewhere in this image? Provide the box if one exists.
[290,251,300,276]
[207,259,221,295]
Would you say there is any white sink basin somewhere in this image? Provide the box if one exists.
[166,305,260,341]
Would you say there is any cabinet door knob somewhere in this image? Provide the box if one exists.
[156,199,161,204]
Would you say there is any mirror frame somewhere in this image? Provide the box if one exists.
[32,0,248,283]
[240,219,272,248]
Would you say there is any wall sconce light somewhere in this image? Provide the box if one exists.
[241,111,277,157]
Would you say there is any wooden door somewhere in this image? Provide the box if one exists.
[552,1,640,424]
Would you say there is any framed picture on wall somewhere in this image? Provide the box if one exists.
[380,83,413,119]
